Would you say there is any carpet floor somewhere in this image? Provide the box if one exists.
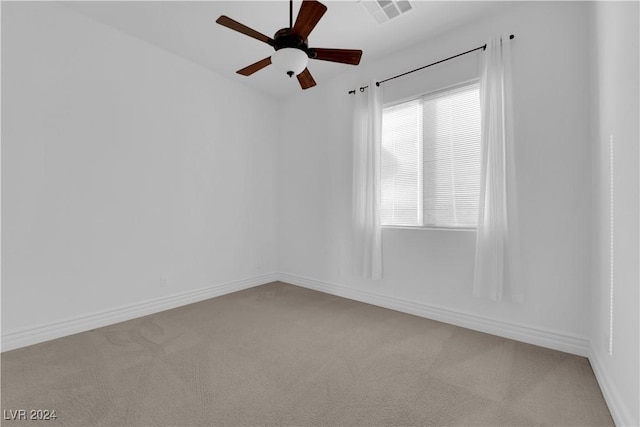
[2,281,613,426]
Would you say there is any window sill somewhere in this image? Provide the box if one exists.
[382,225,477,232]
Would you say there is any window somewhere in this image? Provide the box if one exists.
[381,81,481,229]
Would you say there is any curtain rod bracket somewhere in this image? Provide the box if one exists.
[348,86,369,95]
[483,34,515,50]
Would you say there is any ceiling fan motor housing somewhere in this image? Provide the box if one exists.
[273,28,316,58]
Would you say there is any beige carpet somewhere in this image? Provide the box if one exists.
[2,282,613,426]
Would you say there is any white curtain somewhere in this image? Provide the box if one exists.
[473,35,523,302]
[352,81,383,280]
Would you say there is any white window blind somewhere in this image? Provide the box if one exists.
[381,82,481,228]
[381,99,423,226]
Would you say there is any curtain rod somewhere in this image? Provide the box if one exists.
[348,34,514,95]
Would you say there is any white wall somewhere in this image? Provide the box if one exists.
[1,3,279,340]
[279,1,594,353]
[589,2,640,426]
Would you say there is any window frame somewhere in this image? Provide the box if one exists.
[380,79,481,231]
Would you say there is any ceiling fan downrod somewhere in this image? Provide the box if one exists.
[290,0,293,29]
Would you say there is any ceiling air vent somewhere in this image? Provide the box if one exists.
[360,0,413,24]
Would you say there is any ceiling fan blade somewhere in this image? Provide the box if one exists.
[237,57,272,76]
[297,68,317,90]
[216,15,275,46]
[292,0,327,40]
[310,48,362,65]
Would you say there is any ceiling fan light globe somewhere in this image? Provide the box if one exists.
[271,48,308,76]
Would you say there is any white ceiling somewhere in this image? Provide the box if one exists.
[63,1,513,99]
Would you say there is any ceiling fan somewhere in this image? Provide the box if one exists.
[215,0,363,90]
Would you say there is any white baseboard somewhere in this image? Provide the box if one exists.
[278,272,590,357]
[589,348,637,427]
[1,273,278,352]
[4,272,590,357]
[6,272,627,423]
